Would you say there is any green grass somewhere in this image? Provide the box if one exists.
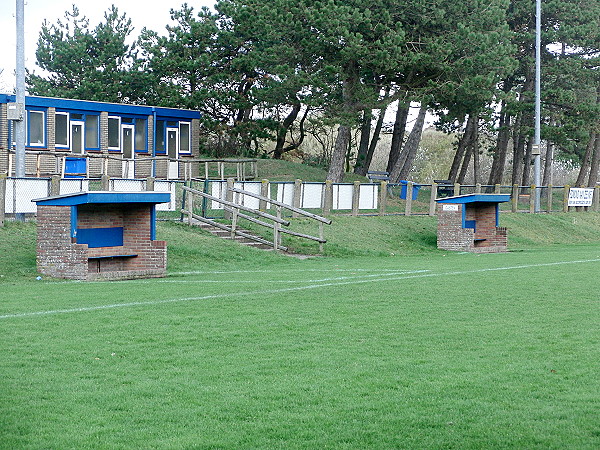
[1,216,600,448]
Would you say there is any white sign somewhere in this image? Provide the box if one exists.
[442,204,459,211]
[568,188,594,207]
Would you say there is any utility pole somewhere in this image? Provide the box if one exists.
[533,0,542,212]
[15,0,26,221]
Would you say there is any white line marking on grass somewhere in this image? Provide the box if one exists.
[154,270,430,284]
[170,268,413,276]
[2,258,599,320]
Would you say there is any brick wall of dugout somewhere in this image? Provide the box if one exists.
[37,204,166,280]
[437,203,507,253]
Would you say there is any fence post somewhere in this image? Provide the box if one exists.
[224,177,234,220]
[379,181,388,216]
[50,175,61,196]
[0,174,5,227]
[511,184,518,212]
[594,185,600,212]
[547,184,553,212]
[351,181,360,216]
[259,179,269,211]
[429,182,437,216]
[475,183,481,194]
[405,181,413,216]
[186,187,193,225]
[101,174,110,191]
[146,176,155,191]
[231,208,238,239]
[495,184,501,194]
[273,206,282,250]
[453,182,460,196]
[319,222,324,254]
[563,185,570,212]
[322,180,333,216]
[292,179,302,218]
[529,185,536,213]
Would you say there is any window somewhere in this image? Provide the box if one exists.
[55,112,69,147]
[85,115,99,149]
[155,120,165,154]
[134,118,147,152]
[28,110,45,147]
[108,116,121,150]
[179,122,191,154]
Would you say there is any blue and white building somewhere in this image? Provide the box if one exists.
[0,94,201,179]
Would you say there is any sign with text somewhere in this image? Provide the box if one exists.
[442,204,459,211]
[568,188,594,207]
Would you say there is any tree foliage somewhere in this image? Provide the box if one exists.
[27,6,148,103]
[27,0,600,184]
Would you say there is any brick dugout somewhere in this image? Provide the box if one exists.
[34,192,170,280]
[436,194,510,253]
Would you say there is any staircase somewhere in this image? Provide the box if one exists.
[188,218,283,251]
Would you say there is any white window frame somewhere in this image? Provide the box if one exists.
[55,112,70,148]
[108,116,121,151]
[71,120,85,154]
[122,124,135,160]
[28,110,45,147]
[179,121,192,154]
[166,126,179,159]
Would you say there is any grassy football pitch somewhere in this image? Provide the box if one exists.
[1,240,599,448]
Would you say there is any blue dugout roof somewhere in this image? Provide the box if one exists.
[33,191,171,206]
[0,94,201,120]
[436,194,510,204]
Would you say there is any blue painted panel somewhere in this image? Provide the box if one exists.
[34,191,171,206]
[64,157,87,177]
[464,220,476,231]
[437,194,510,204]
[1,95,201,120]
[77,227,124,248]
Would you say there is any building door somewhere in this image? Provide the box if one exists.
[71,121,85,154]
[167,126,179,179]
[122,124,135,178]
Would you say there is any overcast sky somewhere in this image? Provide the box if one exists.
[0,0,216,92]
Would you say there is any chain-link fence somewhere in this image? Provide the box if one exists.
[1,176,597,224]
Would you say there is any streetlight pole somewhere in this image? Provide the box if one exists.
[533,0,542,212]
[15,0,26,221]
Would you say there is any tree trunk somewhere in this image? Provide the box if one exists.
[448,114,476,182]
[576,131,596,187]
[355,94,389,176]
[388,105,426,182]
[542,141,554,186]
[364,107,386,174]
[458,115,479,184]
[354,110,373,174]
[521,137,533,186]
[472,126,480,185]
[396,106,427,181]
[511,113,526,186]
[273,103,301,158]
[327,125,351,182]
[386,101,410,173]
[487,107,511,185]
[586,134,600,187]
[457,145,473,185]
[273,102,302,159]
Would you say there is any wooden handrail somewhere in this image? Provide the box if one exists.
[181,184,328,251]
[229,187,332,224]
[182,186,290,225]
